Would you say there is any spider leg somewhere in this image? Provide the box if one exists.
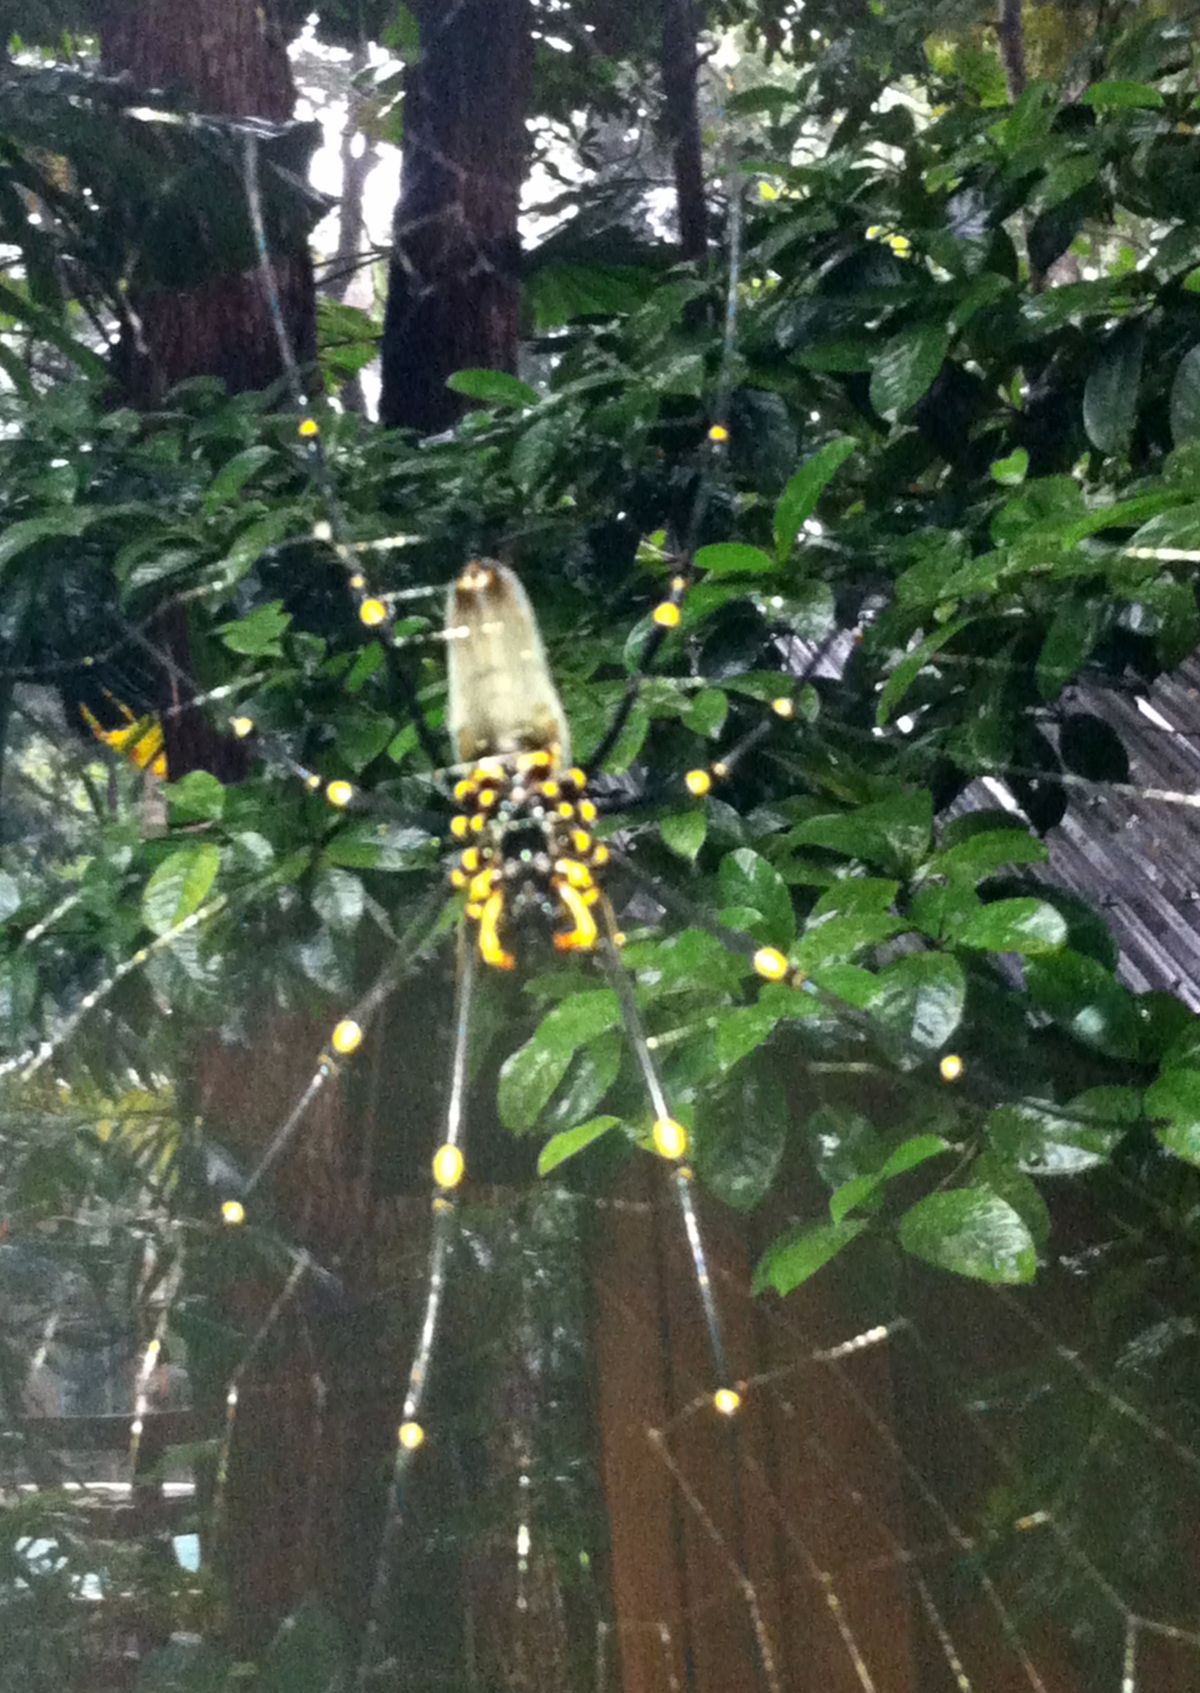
[220,884,448,1221]
[358,932,477,1686]
[594,898,740,1413]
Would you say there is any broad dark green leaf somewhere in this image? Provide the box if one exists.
[1169,345,1200,445]
[1025,950,1140,1058]
[497,991,621,1132]
[718,848,795,945]
[660,810,707,861]
[955,898,1067,957]
[869,324,949,422]
[868,954,966,1051]
[790,791,932,874]
[1083,322,1145,454]
[1145,1069,1200,1166]
[694,542,775,576]
[898,1188,1036,1284]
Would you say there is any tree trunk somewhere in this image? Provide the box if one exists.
[330,38,376,417]
[378,0,532,433]
[97,0,317,781]
[660,0,708,262]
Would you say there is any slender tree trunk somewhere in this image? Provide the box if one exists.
[660,0,708,262]
[996,0,1028,101]
[379,0,532,433]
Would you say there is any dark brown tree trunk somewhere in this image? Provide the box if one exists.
[97,0,317,781]
[330,38,376,417]
[660,0,708,262]
[379,0,532,433]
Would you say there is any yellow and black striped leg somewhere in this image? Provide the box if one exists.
[596,901,741,1420]
[357,934,476,1687]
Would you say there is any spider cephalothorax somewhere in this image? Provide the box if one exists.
[444,559,608,970]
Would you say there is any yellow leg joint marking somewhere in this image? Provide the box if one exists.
[653,601,681,630]
[554,858,593,891]
[554,881,598,953]
[713,1387,742,1417]
[398,1420,425,1451]
[221,1200,246,1227]
[298,417,320,439]
[753,946,790,983]
[478,890,515,971]
[450,814,470,839]
[325,779,354,809]
[230,715,255,739]
[359,597,387,628]
[331,1018,363,1056]
[939,1053,964,1083]
[685,768,712,797]
[771,696,795,719]
[592,843,610,866]
[707,423,730,444]
[433,1143,465,1189]
[652,1117,689,1160]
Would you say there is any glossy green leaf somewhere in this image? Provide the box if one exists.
[718,848,795,944]
[1145,1069,1200,1166]
[869,323,949,421]
[497,991,621,1133]
[165,771,226,825]
[218,601,291,657]
[141,844,221,936]
[537,1115,620,1177]
[790,791,932,873]
[955,898,1067,956]
[773,437,857,558]
[868,953,966,1051]
[1169,345,1200,445]
[694,542,775,576]
[446,368,539,407]
[660,810,707,861]
[1025,950,1140,1058]
[898,1188,1036,1284]
[752,1218,867,1296]
[989,447,1029,486]
[1083,322,1144,454]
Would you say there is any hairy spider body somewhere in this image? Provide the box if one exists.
[445,560,608,971]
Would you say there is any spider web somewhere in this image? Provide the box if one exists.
[5,24,1200,1693]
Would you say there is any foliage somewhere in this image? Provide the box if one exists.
[6,0,1200,1684]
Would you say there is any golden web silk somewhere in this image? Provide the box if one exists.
[446,560,571,768]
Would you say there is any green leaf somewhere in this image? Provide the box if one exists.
[446,368,539,407]
[694,542,775,576]
[988,1093,1130,1174]
[898,1188,1036,1284]
[311,868,364,934]
[1083,322,1145,454]
[1037,594,1103,699]
[876,617,971,725]
[537,1115,620,1177]
[497,991,621,1132]
[714,985,806,1071]
[141,844,221,936]
[829,1134,951,1223]
[869,954,966,1051]
[1025,950,1140,1058]
[929,829,1048,880]
[752,1218,866,1296]
[165,771,225,825]
[205,444,275,509]
[218,601,291,657]
[1083,79,1164,109]
[215,509,298,588]
[1145,1069,1200,1166]
[955,898,1067,957]
[790,790,932,874]
[1169,345,1200,445]
[660,810,707,861]
[869,323,949,422]
[698,1066,788,1210]
[683,687,728,738]
[989,447,1029,486]
[773,437,857,558]
[718,848,795,944]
